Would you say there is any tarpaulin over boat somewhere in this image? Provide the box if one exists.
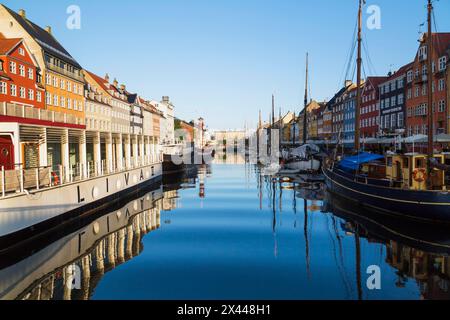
[290,144,321,158]
[338,153,384,172]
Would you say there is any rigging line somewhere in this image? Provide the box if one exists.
[331,215,354,295]
[362,33,378,76]
[344,39,358,83]
[339,21,358,90]
[362,39,377,77]
[326,214,352,299]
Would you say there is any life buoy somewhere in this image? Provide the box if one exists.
[413,168,427,183]
[51,171,60,185]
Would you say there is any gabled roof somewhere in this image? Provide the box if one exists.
[417,33,450,59]
[364,76,389,90]
[84,70,127,102]
[0,37,22,55]
[1,4,82,69]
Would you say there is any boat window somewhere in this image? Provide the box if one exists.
[403,158,409,168]
[415,158,425,168]
[386,157,392,167]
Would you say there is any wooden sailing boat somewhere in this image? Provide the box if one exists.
[323,0,450,224]
[282,53,322,173]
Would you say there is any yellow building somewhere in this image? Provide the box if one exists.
[0,5,85,126]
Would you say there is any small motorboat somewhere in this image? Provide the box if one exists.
[282,144,322,173]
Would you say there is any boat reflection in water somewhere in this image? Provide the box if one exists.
[324,191,450,300]
[0,166,204,301]
[3,157,450,300]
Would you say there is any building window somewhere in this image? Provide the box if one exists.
[19,87,25,98]
[36,91,42,102]
[46,92,52,105]
[439,56,447,71]
[19,64,25,77]
[53,95,58,106]
[391,96,396,106]
[407,88,412,99]
[414,86,419,97]
[67,98,72,109]
[18,47,25,56]
[9,61,16,74]
[438,100,446,113]
[398,94,404,105]
[0,82,6,94]
[407,70,413,83]
[398,79,404,88]
[60,79,65,90]
[28,89,34,100]
[73,100,78,111]
[398,112,404,128]
[438,79,445,91]
[52,76,57,87]
[391,81,396,91]
[28,68,33,80]
[60,96,65,108]
[422,85,427,96]
[67,81,72,92]
[391,113,396,128]
[45,74,50,85]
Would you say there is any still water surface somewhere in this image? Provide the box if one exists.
[2,158,450,300]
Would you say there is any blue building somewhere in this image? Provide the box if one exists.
[343,86,357,143]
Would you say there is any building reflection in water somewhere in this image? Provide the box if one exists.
[259,163,450,300]
[385,241,450,300]
[3,158,450,300]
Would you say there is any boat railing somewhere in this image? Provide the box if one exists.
[0,152,164,198]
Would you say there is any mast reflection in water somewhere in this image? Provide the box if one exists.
[1,155,450,300]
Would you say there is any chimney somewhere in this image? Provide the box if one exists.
[105,73,110,82]
[162,96,170,103]
[18,9,26,19]
[113,78,118,88]
[45,26,52,35]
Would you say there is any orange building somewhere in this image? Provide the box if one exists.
[0,6,85,126]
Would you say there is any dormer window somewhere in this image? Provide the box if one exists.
[18,47,25,56]
[439,56,447,71]
[418,46,427,61]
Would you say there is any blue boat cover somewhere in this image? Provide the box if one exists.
[338,153,384,172]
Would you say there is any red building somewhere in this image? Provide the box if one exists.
[360,76,388,138]
[0,36,45,170]
[405,33,450,138]
[0,36,44,109]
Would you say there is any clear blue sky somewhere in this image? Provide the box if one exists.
[3,0,450,129]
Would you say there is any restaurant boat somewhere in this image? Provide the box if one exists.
[324,0,450,224]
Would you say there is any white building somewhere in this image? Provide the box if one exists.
[156,96,175,145]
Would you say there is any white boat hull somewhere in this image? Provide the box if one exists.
[0,163,162,239]
[284,159,321,172]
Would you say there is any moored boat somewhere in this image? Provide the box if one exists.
[324,0,450,224]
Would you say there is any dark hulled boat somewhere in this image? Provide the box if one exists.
[324,0,450,224]
[324,163,450,224]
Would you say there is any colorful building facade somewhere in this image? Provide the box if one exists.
[406,33,449,137]
[360,76,387,138]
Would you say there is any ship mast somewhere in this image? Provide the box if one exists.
[303,52,309,144]
[355,0,363,152]
[426,0,434,188]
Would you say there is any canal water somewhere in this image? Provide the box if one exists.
[1,155,450,300]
